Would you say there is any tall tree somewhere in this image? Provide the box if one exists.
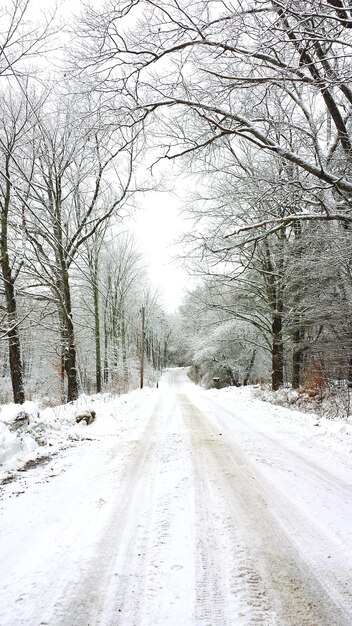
[0,0,57,403]
[0,86,43,403]
[22,98,137,401]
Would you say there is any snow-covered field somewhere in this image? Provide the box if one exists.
[1,369,352,625]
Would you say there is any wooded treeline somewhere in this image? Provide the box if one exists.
[0,0,169,404]
[2,0,352,401]
[73,0,352,392]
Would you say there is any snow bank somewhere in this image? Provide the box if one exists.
[4,376,351,484]
[0,388,157,481]
[0,401,41,469]
[202,385,352,461]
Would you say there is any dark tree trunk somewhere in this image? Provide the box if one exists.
[1,157,25,404]
[6,280,25,404]
[272,313,284,391]
[61,268,79,402]
[292,327,304,389]
[263,238,285,392]
[291,221,304,390]
[348,351,352,388]
[103,328,109,384]
[65,316,78,402]
[112,302,120,388]
[292,350,302,389]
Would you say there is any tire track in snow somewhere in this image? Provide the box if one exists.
[180,391,351,626]
[3,368,351,625]
[204,396,352,497]
[196,394,352,617]
[53,406,161,626]
[188,432,227,626]
[53,382,196,626]
[181,392,277,625]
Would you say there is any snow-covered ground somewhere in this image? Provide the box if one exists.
[1,369,352,625]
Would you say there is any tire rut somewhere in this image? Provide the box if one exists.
[52,407,162,626]
[180,392,351,626]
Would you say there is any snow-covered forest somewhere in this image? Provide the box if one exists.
[0,0,173,405]
[128,0,352,398]
[2,0,352,404]
[3,3,352,625]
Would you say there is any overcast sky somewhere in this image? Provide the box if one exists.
[129,193,191,314]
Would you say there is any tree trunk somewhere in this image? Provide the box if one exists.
[292,326,303,389]
[1,159,25,404]
[103,327,109,384]
[347,350,352,388]
[263,238,285,392]
[6,282,25,404]
[65,316,78,402]
[272,313,284,391]
[61,268,79,402]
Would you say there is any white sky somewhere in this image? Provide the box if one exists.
[129,193,190,313]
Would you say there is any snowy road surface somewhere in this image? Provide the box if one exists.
[1,369,352,625]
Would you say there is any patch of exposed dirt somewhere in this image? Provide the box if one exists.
[0,473,16,485]
[17,455,52,472]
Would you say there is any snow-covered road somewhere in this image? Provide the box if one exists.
[1,368,352,625]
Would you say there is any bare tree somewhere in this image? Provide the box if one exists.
[71,1,352,391]
[22,98,138,401]
[0,0,57,403]
[0,0,57,78]
[0,85,43,403]
[75,1,352,222]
